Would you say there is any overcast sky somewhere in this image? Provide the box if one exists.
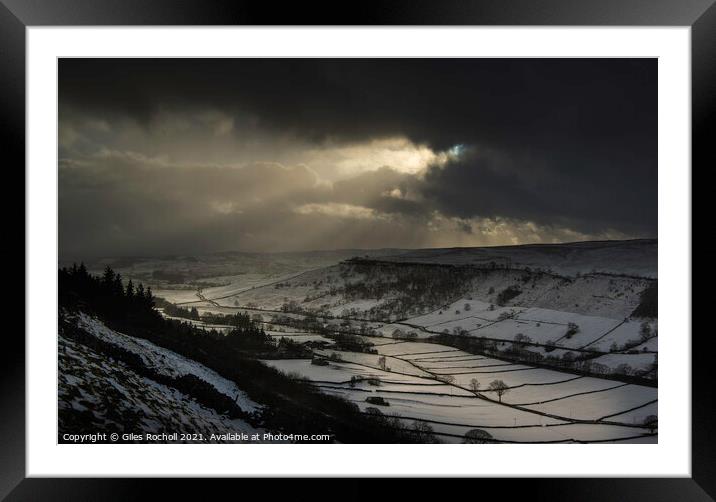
[58,58,656,259]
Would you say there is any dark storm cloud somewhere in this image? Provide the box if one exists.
[60,58,656,151]
[59,58,656,258]
[420,147,655,236]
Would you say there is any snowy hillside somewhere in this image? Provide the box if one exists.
[152,241,657,381]
[377,239,657,278]
[59,313,263,442]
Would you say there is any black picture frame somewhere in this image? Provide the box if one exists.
[2,0,709,498]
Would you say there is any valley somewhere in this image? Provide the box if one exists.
[63,239,658,443]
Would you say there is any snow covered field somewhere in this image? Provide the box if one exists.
[152,288,202,304]
[395,300,657,375]
[403,301,655,349]
[521,384,656,421]
[264,333,657,443]
[197,270,322,307]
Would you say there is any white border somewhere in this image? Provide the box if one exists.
[27,27,691,477]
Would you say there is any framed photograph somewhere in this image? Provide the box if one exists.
[4,0,709,497]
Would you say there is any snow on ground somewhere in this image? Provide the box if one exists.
[427,365,528,376]
[624,337,658,353]
[447,422,651,443]
[521,384,657,422]
[204,266,344,310]
[541,423,653,442]
[59,332,262,440]
[328,299,384,316]
[398,302,658,374]
[516,308,622,345]
[201,270,319,306]
[465,269,649,320]
[81,242,658,443]
[408,300,522,327]
[73,313,260,413]
[580,319,656,351]
[260,358,424,384]
[153,288,201,304]
[174,301,216,309]
[382,346,592,390]
[468,319,569,343]
[409,353,485,362]
[314,349,434,378]
[405,303,627,350]
[397,416,653,443]
[444,367,579,390]
[316,381,474,397]
[357,336,407,346]
[264,331,657,442]
[375,323,430,339]
[602,400,658,425]
[498,376,624,404]
[589,352,657,373]
[417,357,517,371]
[319,386,653,443]
[378,239,657,278]
[374,341,464,358]
[335,389,565,427]
[372,341,652,396]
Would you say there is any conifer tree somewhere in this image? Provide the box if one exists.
[102,266,115,288]
[145,287,154,306]
[113,274,124,296]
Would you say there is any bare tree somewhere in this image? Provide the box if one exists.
[437,374,456,395]
[489,379,509,403]
[439,375,456,385]
[469,378,480,393]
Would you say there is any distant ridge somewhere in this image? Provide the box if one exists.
[65,239,657,280]
[374,239,657,279]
